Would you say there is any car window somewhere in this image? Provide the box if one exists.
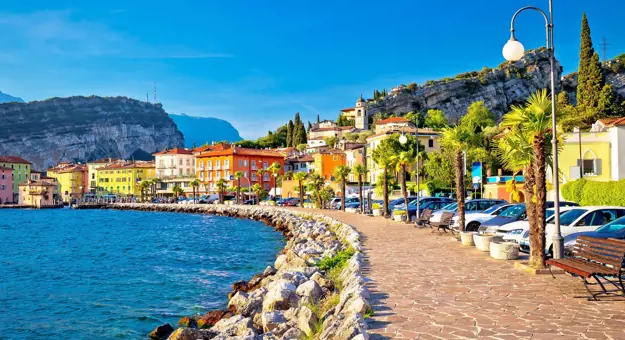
[483,204,503,215]
[499,205,525,218]
[478,200,496,210]
[597,217,625,233]
[465,201,478,211]
[558,209,587,226]
[443,203,458,210]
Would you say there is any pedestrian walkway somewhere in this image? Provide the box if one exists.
[298,209,625,339]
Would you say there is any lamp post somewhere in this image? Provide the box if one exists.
[503,0,563,259]
[399,120,420,222]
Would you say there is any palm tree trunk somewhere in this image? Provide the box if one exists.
[358,176,363,213]
[341,180,345,212]
[402,165,410,224]
[237,179,241,204]
[530,135,547,268]
[455,150,466,232]
[383,167,389,217]
[298,180,303,206]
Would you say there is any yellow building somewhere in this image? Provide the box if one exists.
[46,163,87,203]
[86,158,121,193]
[96,161,155,196]
[18,180,59,208]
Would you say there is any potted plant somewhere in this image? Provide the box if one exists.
[460,231,477,246]
[393,210,407,222]
[473,233,495,252]
[372,203,383,216]
[489,238,520,260]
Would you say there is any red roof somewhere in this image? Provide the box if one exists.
[599,117,625,127]
[340,107,356,112]
[197,146,284,158]
[376,117,410,125]
[153,147,193,156]
[98,161,155,170]
[367,127,440,140]
[0,156,32,164]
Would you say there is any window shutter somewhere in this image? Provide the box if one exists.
[569,166,580,181]
[595,159,602,175]
[576,159,581,167]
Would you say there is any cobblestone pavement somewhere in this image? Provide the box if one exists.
[296,209,625,339]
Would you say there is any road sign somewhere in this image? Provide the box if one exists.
[473,183,480,190]
[229,175,234,180]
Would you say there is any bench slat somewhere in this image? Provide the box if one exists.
[576,239,625,254]
[573,243,624,258]
[578,236,625,250]
[573,249,623,268]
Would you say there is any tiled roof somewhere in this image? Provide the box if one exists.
[88,158,121,164]
[376,117,410,125]
[98,161,155,170]
[342,142,365,150]
[339,126,356,130]
[153,147,193,156]
[319,149,345,155]
[599,117,625,127]
[0,156,32,164]
[310,127,341,132]
[296,154,314,162]
[367,127,439,140]
[19,181,57,187]
[197,147,284,158]
[340,107,356,112]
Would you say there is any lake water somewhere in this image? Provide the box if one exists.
[0,208,284,339]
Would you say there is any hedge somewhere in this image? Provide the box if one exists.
[562,178,625,206]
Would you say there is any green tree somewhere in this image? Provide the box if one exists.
[251,183,263,205]
[392,151,416,223]
[352,164,367,213]
[257,168,267,192]
[424,109,448,130]
[440,124,473,232]
[189,178,201,203]
[323,136,338,149]
[216,178,227,203]
[460,101,496,130]
[172,185,184,202]
[404,111,425,127]
[139,180,151,202]
[307,121,312,132]
[150,178,161,199]
[293,172,308,206]
[423,149,455,194]
[295,121,308,145]
[333,165,351,212]
[268,162,281,191]
[296,143,307,152]
[407,82,417,92]
[306,173,325,208]
[286,120,294,147]
[234,171,245,203]
[501,89,558,269]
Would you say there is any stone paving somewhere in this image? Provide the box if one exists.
[296,209,625,339]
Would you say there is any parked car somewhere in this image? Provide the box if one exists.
[500,207,575,243]
[478,201,579,233]
[394,197,455,221]
[336,197,360,210]
[281,198,300,207]
[451,204,514,231]
[519,206,625,254]
[328,197,341,209]
[389,196,422,212]
[429,199,507,223]
[564,216,625,254]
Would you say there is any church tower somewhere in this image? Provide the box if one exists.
[354,94,368,130]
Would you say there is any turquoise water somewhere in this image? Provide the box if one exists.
[0,209,284,339]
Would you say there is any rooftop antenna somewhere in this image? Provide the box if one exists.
[600,37,610,61]
[154,81,157,103]
[146,92,149,103]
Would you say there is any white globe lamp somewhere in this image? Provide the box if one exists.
[502,38,525,61]
[399,134,408,145]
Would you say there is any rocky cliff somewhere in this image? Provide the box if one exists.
[369,48,562,122]
[0,90,24,103]
[562,56,625,105]
[0,96,184,170]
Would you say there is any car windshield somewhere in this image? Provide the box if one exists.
[483,204,503,215]
[596,217,625,233]
[442,203,457,210]
[558,209,588,226]
[499,205,525,218]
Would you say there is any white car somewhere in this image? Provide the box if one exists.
[519,206,625,254]
[452,204,514,231]
[500,207,574,243]
[429,199,507,223]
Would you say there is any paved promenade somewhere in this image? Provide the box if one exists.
[296,209,625,339]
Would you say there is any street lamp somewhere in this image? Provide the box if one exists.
[503,0,563,259]
[399,122,420,223]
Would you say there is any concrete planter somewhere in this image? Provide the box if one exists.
[490,240,520,260]
[393,214,407,222]
[460,231,476,246]
[345,208,358,213]
[372,209,383,217]
[473,234,495,252]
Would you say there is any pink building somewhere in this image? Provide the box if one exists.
[0,166,13,204]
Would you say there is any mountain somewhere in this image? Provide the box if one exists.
[169,113,242,148]
[0,96,184,170]
[0,91,25,103]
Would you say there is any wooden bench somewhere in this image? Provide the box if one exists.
[430,211,455,235]
[547,236,625,300]
[414,209,432,228]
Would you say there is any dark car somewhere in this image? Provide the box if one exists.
[564,216,625,255]
[282,198,300,207]
[400,197,455,221]
[388,196,420,212]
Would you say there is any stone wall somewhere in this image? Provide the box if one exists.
[108,203,371,340]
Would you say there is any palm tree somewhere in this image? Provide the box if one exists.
[268,162,282,192]
[352,164,366,213]
[189,178,201,203]
[306,173,325,208]
[234,171,244,204]
[284,171,294,181]
[333,165,351,212]
[150,178,161,199]
[215,178,228,203]
[257,168,267,193]
[392,151,416,223]
[139,180,151,202]
[372,140,397,217]
[172,185,184,202]
[440,124,473,232]
[501,89,558,269]
[293,172,308,207]
[251,183,263,205]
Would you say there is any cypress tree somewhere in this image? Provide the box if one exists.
[307,121,312,132]
[286,120,294,147]
[577,13,602,109]
[316,114,320,123]
[294,121,307,145]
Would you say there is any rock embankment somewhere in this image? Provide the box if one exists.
[109,203,370,340]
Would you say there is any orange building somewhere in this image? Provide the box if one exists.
[195,145,285,192]
[313,149,346,181]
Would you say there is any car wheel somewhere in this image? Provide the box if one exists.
[410,214,416,222]
[466,222,480,232]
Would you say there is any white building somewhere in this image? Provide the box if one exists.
[153,148,195,178]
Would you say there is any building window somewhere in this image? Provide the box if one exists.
[200,161,204,169]
[252,173,257,181]
[428,139,434,148]
[263,162,268,169]
[186,159,191,166]
[179,159,183,165]
[207,160,212,169]
[224,160,230,169]
[225,170,230,178]
[216,171,221,179]
[216,160,221,169]
[251,160,257,169]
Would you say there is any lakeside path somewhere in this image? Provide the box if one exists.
[291,208,625,339]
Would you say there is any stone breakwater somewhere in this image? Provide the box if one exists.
[108,203,371,340]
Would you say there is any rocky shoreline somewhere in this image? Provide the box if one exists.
[107,203,371,340]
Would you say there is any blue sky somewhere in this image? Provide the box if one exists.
[0,1,623,139]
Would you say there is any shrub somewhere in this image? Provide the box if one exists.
[580,180,625,206]
[561,178,587,203]
[316,247,355,271]
[372,203,381,209]
[393,209,406,216]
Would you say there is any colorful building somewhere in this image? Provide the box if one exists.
[0,155,32,201]
[0,166,13,204]
[195,145,285,192]
[284,154,314,174]
[86,158,121,193]
[339,95,369,130]
[313,149,346,181]
[338,141,366,182]
[46,163,88,202]
[96,161,155,196]
[18,180,59,208]
[153,148,195,178]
